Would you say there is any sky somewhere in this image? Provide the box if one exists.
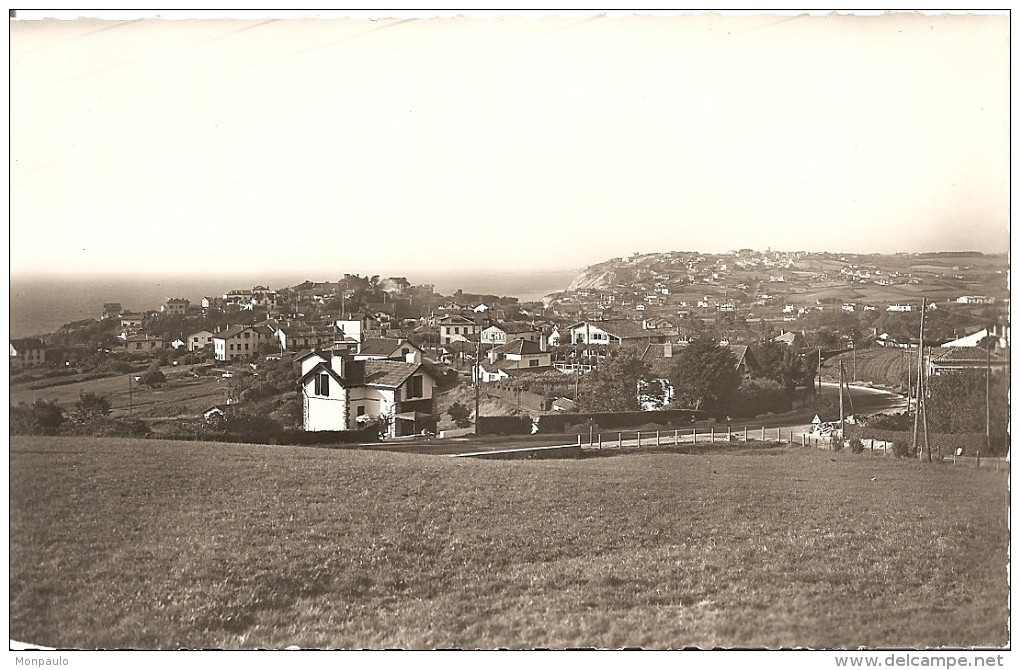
[9,10,1011,279]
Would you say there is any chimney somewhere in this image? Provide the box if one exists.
[330,351,348,378]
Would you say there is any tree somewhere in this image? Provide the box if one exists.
[751,341,806,394]
[73,391,111,423]
[10,399,66,435]
[448,401,473,428]
[668,339,740,417]
[576,348,651,412]
[926,370,1007,442]
[139,362,166,388]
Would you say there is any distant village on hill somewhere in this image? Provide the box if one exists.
[9,248,1009,443]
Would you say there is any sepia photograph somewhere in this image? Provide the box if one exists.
[7,8,1011,661]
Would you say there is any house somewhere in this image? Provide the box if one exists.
[121,334,164,353]
[354,338,424,365]
[477,361,511,383]
[187,330,215,352]
[551,397,577,412]
[480,322,544,349]
[101,303,123,320]
[223,289,254,308]
[928,346,1009,376]
[162,298,190,316]
[120,314,144,330]
[169,338,187,350]
[251,286,278,310]
[940,326,1007,350]
[203,405,226,420]
[487,338,552,370]
[333,314,369,344]
[9,338,47,369]
[438,315,478,345]
[213,325,271,362]
[772,331,806,348]
[729,345,760,378]
[955,295,996,305]
[568,319,670,348]
[297,350,437,438]
[473,303,490,313]
[276,324,333,352]
[886,304,912,313]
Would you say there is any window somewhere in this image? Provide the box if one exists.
[408,375,424,399]
[244,332,250,338]
[314,373,330,396]
[229,344,234,350]
[357,405,365,417]
[401,348,409,357]
[244,343,249,350]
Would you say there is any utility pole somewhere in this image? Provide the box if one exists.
[474,338,481,435]
[912,299,929,461]
[838,360,845,444]
[817,348,822,395]
[985,333,991,460]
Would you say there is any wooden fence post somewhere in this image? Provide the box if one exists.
[637,432,642,448]
[598,433,602,450]
[710,428,715,443]
[744,426,748,442]
[727,426,732,441]
[761,426,766,441]
[693,427,697,443]
[618,432,622,448]
[674,429,679,446]
[656,430,660,447]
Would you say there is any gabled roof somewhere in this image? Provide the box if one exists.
[214,324,260,340]
[363,360,429,388]
[359,338,422,357]
[438,314,475,325]
[297,361,345,387]
[570,319,651,340]
[729,345,759,371]
[10,338,46,350]
[486,321,541,334]
[492,338,544,356]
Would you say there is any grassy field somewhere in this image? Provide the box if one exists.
[9,364,227,418]
[822,348,912,389]
[10,436,1007,649]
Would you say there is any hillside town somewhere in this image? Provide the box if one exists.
[9,249,1009,446]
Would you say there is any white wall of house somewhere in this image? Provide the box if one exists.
[301,371,349,431]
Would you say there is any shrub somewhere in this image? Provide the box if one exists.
[849,437,864,454]
[448,401,472,428]
[9,399,66,435]
[892,439,914,459]
[63,417,151,438]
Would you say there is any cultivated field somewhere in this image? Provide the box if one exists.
[9,365,229,418]
[822,348,912,389]
[10,436,1007,649]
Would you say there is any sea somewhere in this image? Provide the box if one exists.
[8,269,579,339]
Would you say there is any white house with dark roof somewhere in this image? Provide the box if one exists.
[487,338,552,370]
[438,315,477,345]
[9,338,47,370]
[480,322,544,348]
[568,319,670,348]
[213,325,271,361]
[297,351,436,437]
[353,338,424,365]
[187,329,215,352]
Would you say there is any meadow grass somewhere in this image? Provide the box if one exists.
[9,436,1008,649]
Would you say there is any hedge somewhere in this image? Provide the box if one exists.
[845,425,1003,456]
[535,408,702,434]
